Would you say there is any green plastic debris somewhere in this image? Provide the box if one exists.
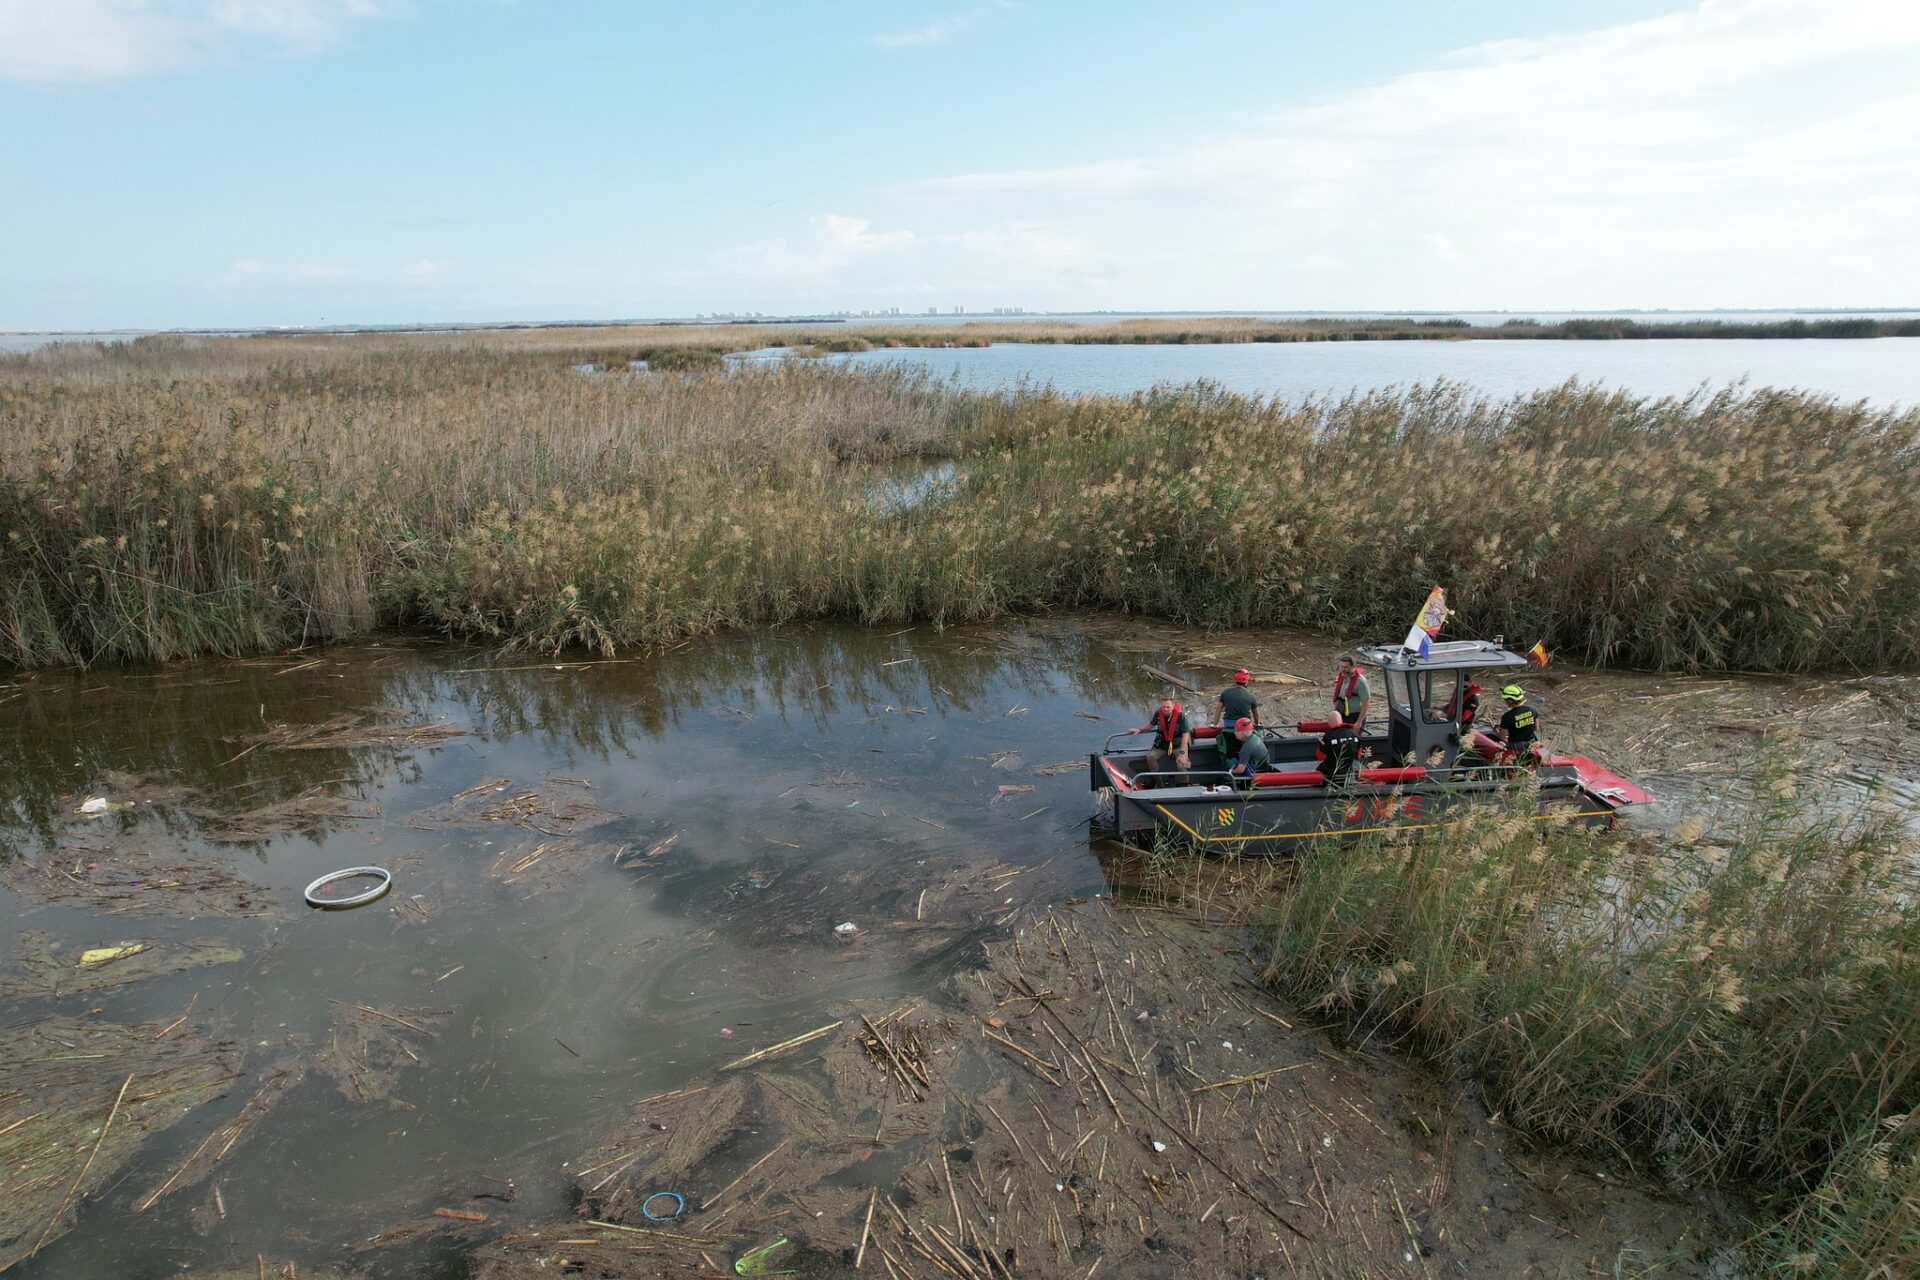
[735,1237,794,1276]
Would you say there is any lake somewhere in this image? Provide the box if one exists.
[834,336,1920,407]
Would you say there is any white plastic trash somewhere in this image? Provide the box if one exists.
[78,797,111,815]
[834,922,858,935]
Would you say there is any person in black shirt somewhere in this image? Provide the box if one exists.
[1136,693,1192,782]
[1496,684,1541,765]
[1316,709,1361,784]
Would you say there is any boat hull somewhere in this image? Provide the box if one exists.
[1094,756,1618,850]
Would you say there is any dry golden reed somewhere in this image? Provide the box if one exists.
[1263,777,1920,1277]
[2,335,1916,670]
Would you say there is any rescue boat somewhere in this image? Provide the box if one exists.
[1089,639,1650,848]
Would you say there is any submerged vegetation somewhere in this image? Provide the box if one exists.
[1,337,1917,671]
[1260,777,1920,1277]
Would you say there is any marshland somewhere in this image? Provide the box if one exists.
[2,332,1918,1279]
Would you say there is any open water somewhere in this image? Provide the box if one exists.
[1,619,1913,1277]
[834,336,1920,408]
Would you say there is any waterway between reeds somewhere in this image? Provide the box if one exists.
[2,617,1914,1277]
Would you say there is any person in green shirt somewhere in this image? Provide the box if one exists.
[1226,717,1272,786]
[1332,655,1372,731]
[1213,668,1259,733]
[1135,693,1192,781]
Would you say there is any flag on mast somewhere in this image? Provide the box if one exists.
[1402,585,1449,661]
[1528,640,1550,668]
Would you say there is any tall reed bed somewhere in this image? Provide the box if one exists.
[1260,781,1920,1275]
[2,341,1916,669]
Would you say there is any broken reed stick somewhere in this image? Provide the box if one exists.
[31,1072,134,1258]
[326,1000,436,1037]
[701,1136,791,1210]
[1187,1064,1309,1094]
[855,1186,879,1270]
[1142,664,1202,695]
[585,1219,718,1249]
[0,1111,45,1138]
[859,1015,928,1097]
[981,1027,1063,1080]
[718,1019,843,1071]
[1010,974,1310,1240]
[433,1207,487,1222]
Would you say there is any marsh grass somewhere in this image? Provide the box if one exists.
[2,339,1917,670]
[1261,776,1920,1275]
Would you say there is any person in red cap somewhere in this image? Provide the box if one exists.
[1212,668,1260,735]
[1225,715,1272,786]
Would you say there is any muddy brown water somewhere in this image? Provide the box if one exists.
[1,618,1914,1278]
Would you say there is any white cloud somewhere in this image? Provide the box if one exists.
[403,258,443,280]
[742,0,1920,308]
[872,6,992,49]
[0,0,389,82]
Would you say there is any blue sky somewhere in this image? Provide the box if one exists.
[2,0,1917,329]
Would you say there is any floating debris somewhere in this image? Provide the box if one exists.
[0,1016,242,1270]
[235,711,468,753]
[5,933,242,999]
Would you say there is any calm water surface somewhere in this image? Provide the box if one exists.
[0,624,1143,1278]
[835,336,1920,407]
[2,620,1912,1277]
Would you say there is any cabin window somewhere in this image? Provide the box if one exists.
[1385,668,1412,719]
[1417,670,1461,724]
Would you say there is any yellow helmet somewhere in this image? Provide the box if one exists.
[1501,684,1524,702]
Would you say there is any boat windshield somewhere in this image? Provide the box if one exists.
[1414,669,1462,724]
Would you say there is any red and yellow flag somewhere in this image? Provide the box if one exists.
[1528,641,1550,668]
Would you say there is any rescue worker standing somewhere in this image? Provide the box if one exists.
[1226,717,1271,786]
[1332,656,1371,731]
[1316,708,1362,784]
[1136,693,1192,781]
[1213,668,1259,732]
[1495,684,1541,765]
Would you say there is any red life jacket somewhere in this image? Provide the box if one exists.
[1156,705,1183,747]
[1333,667,1361,708]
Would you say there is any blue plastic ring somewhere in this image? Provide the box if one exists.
[642,1191,685,1221]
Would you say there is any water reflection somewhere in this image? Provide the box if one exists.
[1,617,1911,1277]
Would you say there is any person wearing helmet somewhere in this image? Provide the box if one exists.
[1316,707,1362,784]
[1332,655,1371,732]
[1213,668,1260,734]
[1226,716,1272,786]
[1495,684,1541,765]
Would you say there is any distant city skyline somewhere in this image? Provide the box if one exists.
[3,0,1917,330]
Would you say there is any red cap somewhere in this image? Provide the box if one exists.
[1233,668,1250,684]
[1234,717,1254,734]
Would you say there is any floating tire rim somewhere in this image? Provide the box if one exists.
[641,1191,685,1221]
[304,866,393,909]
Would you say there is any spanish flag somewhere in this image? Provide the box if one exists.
[1401,585,1450,660]
[1528,641,1550,668]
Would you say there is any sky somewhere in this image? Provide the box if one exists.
[2,0,1918,330]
